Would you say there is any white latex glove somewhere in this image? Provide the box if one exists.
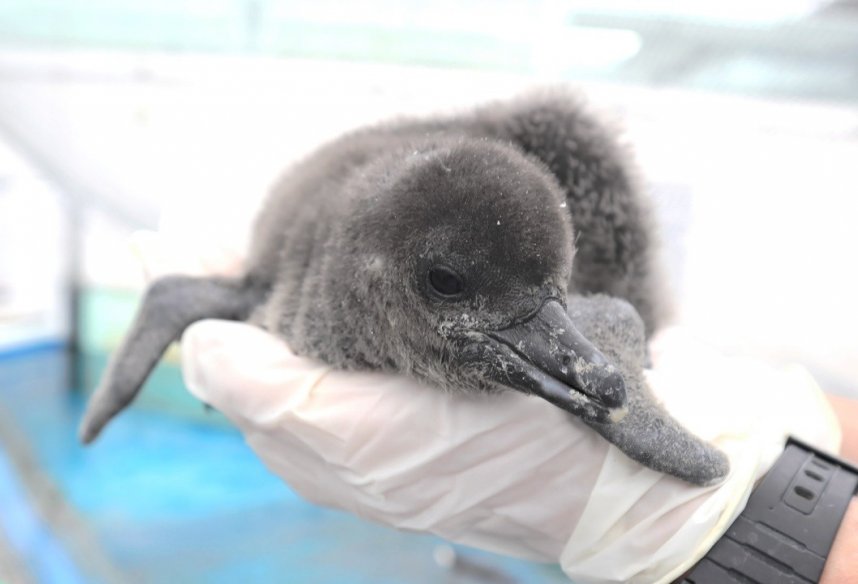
[136,231,842,584]
[179,323,841,584]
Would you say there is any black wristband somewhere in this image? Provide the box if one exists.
[680,436,858,584]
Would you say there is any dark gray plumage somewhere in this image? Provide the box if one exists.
[569,295,728,485]
[79,90,727,486]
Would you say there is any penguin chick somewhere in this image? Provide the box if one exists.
[81,137,627,438]
[79,92,726,485]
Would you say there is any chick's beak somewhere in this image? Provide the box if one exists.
[480,300,628,423]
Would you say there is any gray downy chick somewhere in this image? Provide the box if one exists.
[79,90,728,486]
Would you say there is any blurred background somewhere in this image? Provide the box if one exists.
[1,1,857,582]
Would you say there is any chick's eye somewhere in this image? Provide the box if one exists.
[428,266,465,298]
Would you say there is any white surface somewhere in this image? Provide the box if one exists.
[0,137,69,351]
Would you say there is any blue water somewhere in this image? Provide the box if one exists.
[0,348,569,583]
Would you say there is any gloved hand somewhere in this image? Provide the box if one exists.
[136,231,842,584]
[180,319,840,583]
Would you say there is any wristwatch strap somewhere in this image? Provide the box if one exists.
[680,436,858,584]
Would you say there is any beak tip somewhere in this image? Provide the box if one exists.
[608,405,629,423]
[586,368,627,410]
